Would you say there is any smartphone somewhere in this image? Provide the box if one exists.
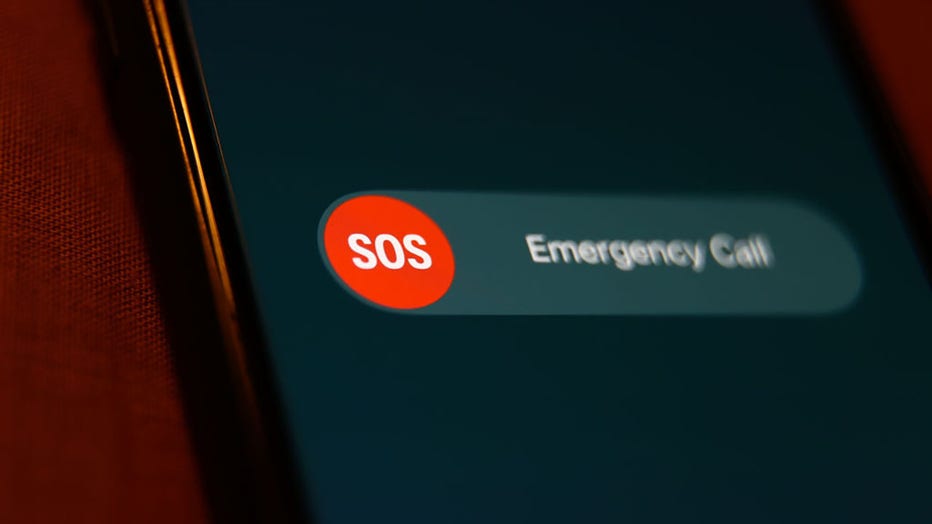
[103,0,932,522]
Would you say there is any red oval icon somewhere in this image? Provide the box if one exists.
[321,195,455,310]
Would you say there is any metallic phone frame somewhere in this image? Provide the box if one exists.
[97,0,932,522]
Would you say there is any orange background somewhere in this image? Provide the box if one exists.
[0,1,206,522]
[323,195,456,310]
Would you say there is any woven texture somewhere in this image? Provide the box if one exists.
[0,1,927,523]
[0,0,207,522]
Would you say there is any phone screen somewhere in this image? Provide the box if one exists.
[188,1,931,522]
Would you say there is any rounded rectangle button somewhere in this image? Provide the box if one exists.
[319,191,862,315]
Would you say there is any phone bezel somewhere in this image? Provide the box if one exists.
[102,1,932,522]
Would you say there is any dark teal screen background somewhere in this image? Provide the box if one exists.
[188,1,932,522]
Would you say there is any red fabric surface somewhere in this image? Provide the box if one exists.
[0,1,207,522]
[0,1,927,522]
[847,0,932,196]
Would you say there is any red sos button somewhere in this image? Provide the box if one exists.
[321,195,455,310]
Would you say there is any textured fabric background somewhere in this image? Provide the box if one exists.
[847,0,932,196]
[0,0,207,522]
[0,1,927,523]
